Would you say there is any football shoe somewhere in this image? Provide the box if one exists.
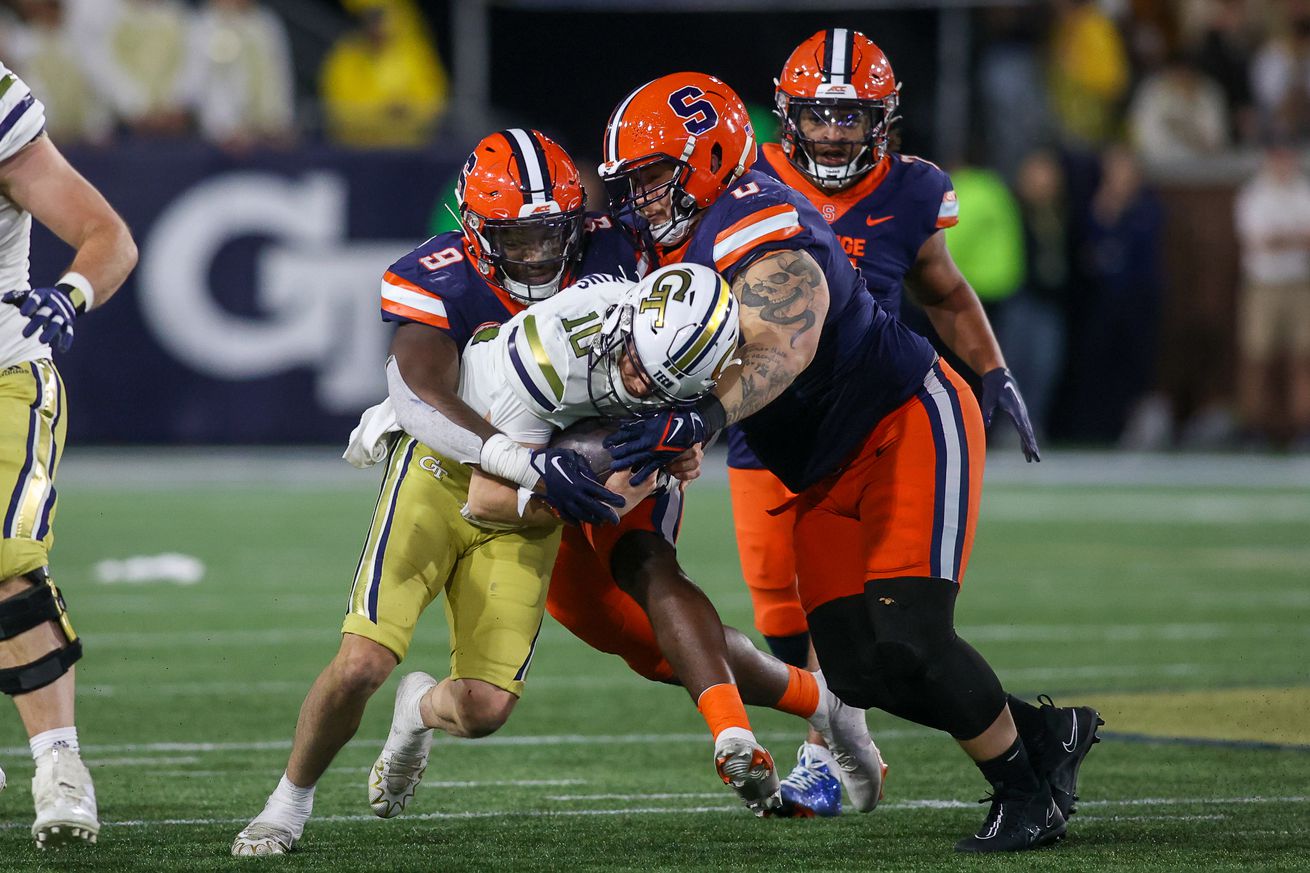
[713,728,782,817]
[369,671,437,818]
[1031,695,1104,819]
[31,747,99,848]
[807,689,887,812]
[232,821,299,857]
[778,743,842,818]
[955,785,1066,853]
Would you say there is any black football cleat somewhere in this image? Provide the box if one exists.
[954,787,1066,853]
[1034,694,1104,819]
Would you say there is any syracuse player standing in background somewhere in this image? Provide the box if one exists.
[0,61,137,848]
[733,29,1043,815]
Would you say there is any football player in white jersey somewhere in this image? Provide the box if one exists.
[0,63,137,848]
[233,264,739,854]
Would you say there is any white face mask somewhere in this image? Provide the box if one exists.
[649,213,695,247]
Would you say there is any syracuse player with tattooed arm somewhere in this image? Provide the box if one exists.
[598,73,1101,851]
[722,29,1065,816]
[234,129,643,856]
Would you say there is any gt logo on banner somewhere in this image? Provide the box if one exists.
[667,86,719,136]
[137,172,406,413]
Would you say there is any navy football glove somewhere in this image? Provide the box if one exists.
[604,408,712,485]
[980,367,1040,462]
[530,446,623,526]
[2,284,85,353]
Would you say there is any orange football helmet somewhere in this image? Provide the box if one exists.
[457,128,585,302]
[775,28,900,189]
[599,73,755,249]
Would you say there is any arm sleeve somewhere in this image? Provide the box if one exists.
[385,357,484,464]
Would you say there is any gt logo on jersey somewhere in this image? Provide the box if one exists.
[638,267,693,328]
[668,86,719,136]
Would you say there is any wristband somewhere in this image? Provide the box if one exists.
[57,271,95,313]
[479,433,541,491]
[694,393,728,436]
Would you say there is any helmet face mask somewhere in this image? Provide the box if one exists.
[601,155,700,252]
[465,209,584,302]
[457,128,586,302]
[774,29,901,190]
[586,264,740,420]
[778,95,896,189]
[587,312,687,418]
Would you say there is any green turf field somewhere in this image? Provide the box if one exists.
[1,452,1307,871]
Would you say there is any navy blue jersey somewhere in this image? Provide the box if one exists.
[380,214,641,351]
[726,147,958,473]
[665,170,936,492]
[755,143,958,316]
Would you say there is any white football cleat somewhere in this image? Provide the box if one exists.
[369,671,437,818]
[31,747,99,848]
[713,728,782,817]
[231,821,298,857]
[1,761,7,793]
[808,688,887,812]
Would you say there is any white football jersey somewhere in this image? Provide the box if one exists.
[0,63,50,369]
[458,273,633,446]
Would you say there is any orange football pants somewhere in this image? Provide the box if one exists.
[793,360,985,613]
[545,487,682,682]
[727,467,807,639]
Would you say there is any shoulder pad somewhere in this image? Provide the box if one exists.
[0,67,46,164]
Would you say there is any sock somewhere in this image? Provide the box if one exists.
[400,680,433,735]
[773,665,821,718]
[764,632,811,668]
[697,683,752,742]
[976,736,1041,797]
[269,772,315,815]
[30,727,78,760]
[1007,694,1047,746]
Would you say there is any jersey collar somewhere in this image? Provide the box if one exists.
[761,143,893,224]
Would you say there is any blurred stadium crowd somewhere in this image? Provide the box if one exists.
[3,0,1309,450]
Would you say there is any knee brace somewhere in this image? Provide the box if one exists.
[864,576,1005,740]
[0,568,82,696]
[864,576,958,682]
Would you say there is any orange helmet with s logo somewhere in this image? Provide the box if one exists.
[457,128,585,302]
[599,73,755,250]
[775,29,900,189]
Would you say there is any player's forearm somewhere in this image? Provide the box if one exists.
[464,472,559,530]
[63,217,137,310]
[921,281,1006,376]
[711,342,809,427]
[386,358,489,464]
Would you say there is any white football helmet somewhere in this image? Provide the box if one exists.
[588,263,740,418]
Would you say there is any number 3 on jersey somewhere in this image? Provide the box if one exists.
[420,246,463,271]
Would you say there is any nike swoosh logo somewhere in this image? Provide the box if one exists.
[550,456,573,484]
[669,418,684,442]
[1063,716,1079,753]
[866,215,894,227]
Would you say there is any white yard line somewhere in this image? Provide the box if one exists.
[0,731,929,758]
[0,795,1300,832]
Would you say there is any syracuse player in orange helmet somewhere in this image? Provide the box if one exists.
[598,71,1100,851]
[726,29,1094,823]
